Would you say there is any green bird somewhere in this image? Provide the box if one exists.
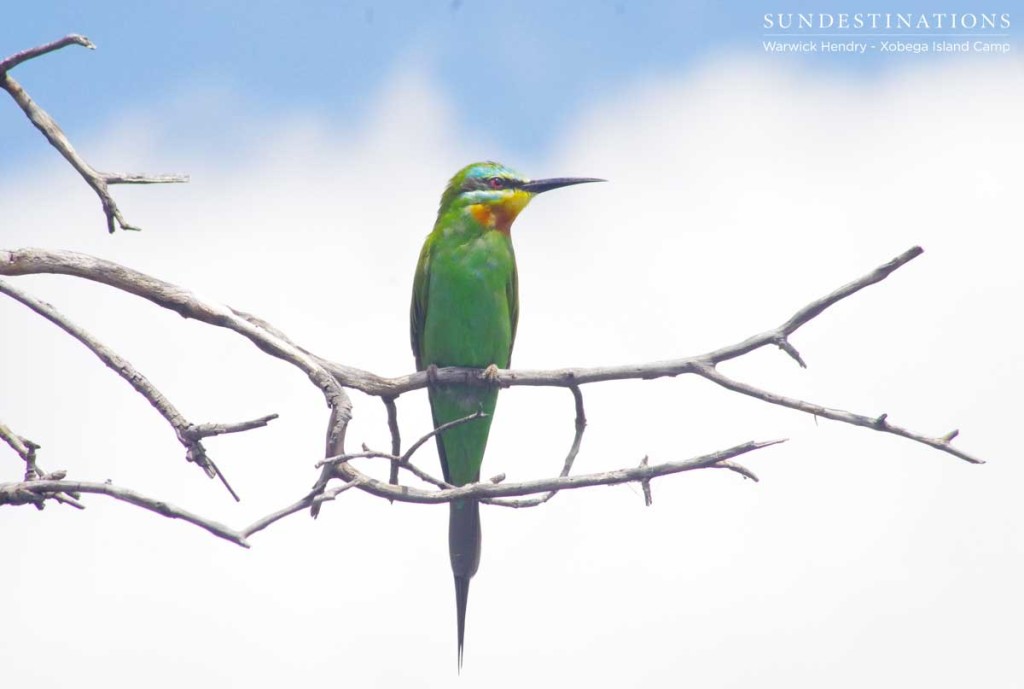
[410,161,603,668]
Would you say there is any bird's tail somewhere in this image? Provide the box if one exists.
[450,497,481,671]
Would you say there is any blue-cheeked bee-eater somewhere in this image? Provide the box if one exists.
[410,162,603,668]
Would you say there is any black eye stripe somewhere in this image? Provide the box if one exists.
[463,176,522,192]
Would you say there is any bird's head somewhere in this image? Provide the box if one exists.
[438,161,603,234]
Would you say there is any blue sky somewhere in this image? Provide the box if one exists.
[4,1,1018,168]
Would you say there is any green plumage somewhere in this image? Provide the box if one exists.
[412,224,518,484]
[410,161,602,669]
[411,164,519,670]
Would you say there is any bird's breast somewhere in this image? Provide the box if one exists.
[421,236,515,369]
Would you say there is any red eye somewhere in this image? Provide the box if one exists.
[488,177,504,189]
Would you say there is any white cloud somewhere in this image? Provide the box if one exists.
[1,57,1021,687]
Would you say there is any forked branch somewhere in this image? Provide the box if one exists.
[0,242,985,547]
[0,34,188,232]
[1,439,778,546]
[0,277,279,499]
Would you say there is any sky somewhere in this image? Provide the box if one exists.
[2,2,1023,688]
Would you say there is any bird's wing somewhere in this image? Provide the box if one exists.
[410,238,432,370]
[507,257,519,363]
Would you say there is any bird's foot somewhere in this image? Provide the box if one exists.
[481,364,501,385]
[426,363,440,385]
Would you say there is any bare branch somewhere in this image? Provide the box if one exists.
[1,434,769,546]
[310,396,355,518]
[322,449,450,489]
[6,244,898,394]
[0,251,339,391]
[773,335,807,368]
[694,364,984,465]
[712,460,760,482]
[102,174,192,185]
[332,439,782,505]
[0,277,278,498]
[0,244,983,542]
[312,411,497,510]
[0,249,353,438]
[776,246,924,339]
[184,414,280,440]
[317,412,489,490]
[0,479,249,547]
[0,34,95,73]
[485,385,587,508]
[0,420,38,467]
[384,397,401,488]
[242,479,365,539]
[397,410,487,466]
[0,35,188,233]
[306,246,926,396]
[639,455,653,506]
[1,420,83,508]
[0,245,981,476]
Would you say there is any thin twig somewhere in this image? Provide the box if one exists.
[485,385,587,508]
[398,410,487,466]
[0,479,249,547]
[341,439,780,504]
[184,414,280,440]
[314,411,486,498]
[310,439,772,507]
[640,455,653,506]
[0,34,95,73]
[315,412,491,493]
[0,278,278,498]
[384,397,401,488]
[0,251,352,418]
[711,460,759,481]
[695,364,984,465]
[310,397,355,518]
[320,449,450,489]
[242,479,365,538]
[0,420,82,507]
[0,35,188,232]
[0,420,37,466]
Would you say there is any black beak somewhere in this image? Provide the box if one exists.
[520,177,605,194]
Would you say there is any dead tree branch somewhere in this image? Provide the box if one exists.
[0,439,777,548]
[0,419,39,473]
[0,243,984,544]
[484,385,588,508]
[384,397,402,488]
[308,246,925,395]
[694,364,982,464]
[0,478,249,546]
[0,420,83,509]
[325,438,778,505]
[0,35,188,233]
[1,245,976,472]
[0,34,95,73]
[0,277,279,499]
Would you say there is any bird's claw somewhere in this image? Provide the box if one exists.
[426,364,440,385]
[481,364,501,385]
